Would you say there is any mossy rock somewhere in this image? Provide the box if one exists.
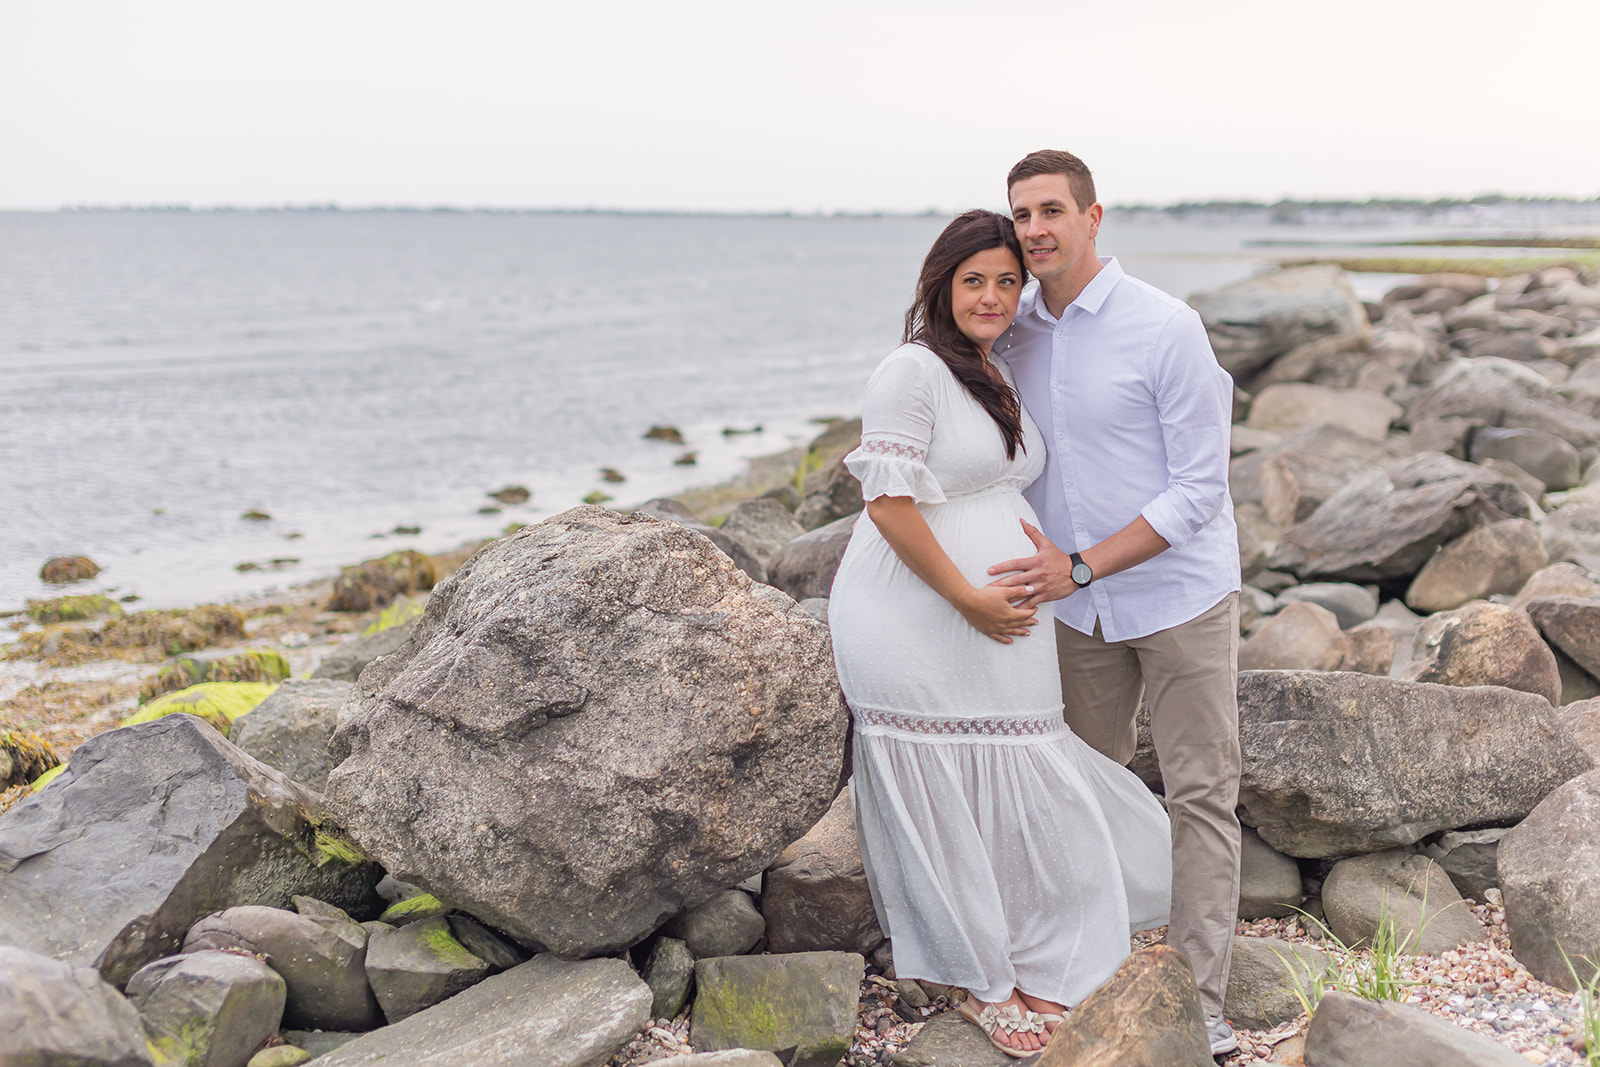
[139,648,293,705]
[25,595,124,625]
[582,490,614,505]
[363,597,424,637]
[31,763,67,792]
[328,551,437,613]
[1,730,60,790]
[100,605,249,656]
[40,555,101,583]
[247,1046,313,1067]
[123,682,280,737]
[378,893,451,925]
[791,419,862,490]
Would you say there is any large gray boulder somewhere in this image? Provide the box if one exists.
[0,715,380,987]
[1188,264,1369,380]
[1498,768,1600,991]
[183,904,383,1032]
[312,955,651,1067]
[1269,453,1530,582]
[1321,851,1489,954]
[0,946,154,1067]
[1404,519,1549,614]
[231,678,351,791]
[126,950,286,1067]
[767,512,859,602]
[1237,671,1592,857]
[762,785,884,956]
[1223,936,1330,1031]
[1402,600,1561,705]
[691,951,866,1067]
[1304,992,1531,1066]
[323,506,848,958]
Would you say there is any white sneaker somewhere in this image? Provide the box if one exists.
[1205,1013,1238,1056]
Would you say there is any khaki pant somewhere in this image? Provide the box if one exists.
[1054,592,1241,1016]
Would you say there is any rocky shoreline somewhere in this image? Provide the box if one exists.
[4,261,1600,1065]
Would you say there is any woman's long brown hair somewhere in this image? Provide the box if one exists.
[902,209,1027,459]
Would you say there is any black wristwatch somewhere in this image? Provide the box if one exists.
[1069,552,1094,587]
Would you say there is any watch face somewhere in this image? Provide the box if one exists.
[1072,562,1093,585]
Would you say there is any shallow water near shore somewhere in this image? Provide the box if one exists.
[2,207,1591,613]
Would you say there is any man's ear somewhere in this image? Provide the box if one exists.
[1087,202,1104,238]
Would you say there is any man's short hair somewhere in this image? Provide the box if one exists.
[1007,150,1096,212]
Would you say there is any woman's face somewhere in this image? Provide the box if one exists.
[949,246,1023,352]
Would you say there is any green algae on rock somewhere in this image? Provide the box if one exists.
[25,595,123,625]
[139,648,292,705]
[123,682,281,737]
[362,597,424,636]
[379,893,451,926]
[327,551,437,613]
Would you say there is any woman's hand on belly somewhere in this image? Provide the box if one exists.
[866,494,1038,644]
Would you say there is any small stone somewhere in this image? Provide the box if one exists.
[662,889,765,959]
[127,950,286,1067]
[39,555,101,583]
[248,1047,314,1067]
[643,936,696,1021]
[364,915,490,1023]
[488,485,531,505]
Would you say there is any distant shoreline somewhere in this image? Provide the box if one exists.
[0,194,1595,217]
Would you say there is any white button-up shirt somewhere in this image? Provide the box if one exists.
[998,257,1240,642]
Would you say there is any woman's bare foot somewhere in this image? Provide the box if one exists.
[1016,990,1068,1035]
[964,992,1048,1054]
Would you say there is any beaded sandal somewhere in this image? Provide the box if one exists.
[956,998,1048,1059]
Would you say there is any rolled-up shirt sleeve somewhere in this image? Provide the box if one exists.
[1138,308,1233,550]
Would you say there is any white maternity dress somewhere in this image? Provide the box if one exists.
[829,343,1173,1007]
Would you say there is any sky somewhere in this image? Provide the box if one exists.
[2,0,1597,213]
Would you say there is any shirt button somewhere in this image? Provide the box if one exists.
[1075,524,1085,531]
[1064,480,1073,487]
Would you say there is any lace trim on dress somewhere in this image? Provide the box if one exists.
[853,705,1069,738]
[857,437,927,462]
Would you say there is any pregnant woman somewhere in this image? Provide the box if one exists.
[829,210,1173,1057]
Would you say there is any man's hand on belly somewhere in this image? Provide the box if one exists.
[986,520,1076,610]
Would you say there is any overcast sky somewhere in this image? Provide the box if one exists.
[3,0,1596,212]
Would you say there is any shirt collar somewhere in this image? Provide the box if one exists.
[1030,256,1122,324]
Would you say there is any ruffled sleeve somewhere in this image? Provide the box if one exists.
[844,349,947,505]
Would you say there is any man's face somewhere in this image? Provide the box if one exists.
[1008,174,1102,284]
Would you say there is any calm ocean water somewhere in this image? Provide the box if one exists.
[0,209,1462,612]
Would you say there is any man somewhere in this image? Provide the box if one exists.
[988,149,1243,1056]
